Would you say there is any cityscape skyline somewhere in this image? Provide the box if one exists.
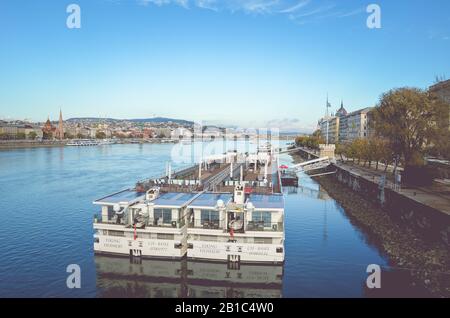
[1,0,449,131]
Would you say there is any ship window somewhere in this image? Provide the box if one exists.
[254,237,272,244]
[154,208,172,224]
[252,211,271,226]
[199,235,217,242]
[157,233,174,240]
[201,210,220,224]
[108,230,124,237]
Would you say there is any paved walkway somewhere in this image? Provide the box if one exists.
[335,161,450,216]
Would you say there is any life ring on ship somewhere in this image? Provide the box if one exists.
[228,219,243,231]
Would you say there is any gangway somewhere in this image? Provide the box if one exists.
[290,156,333,173]
[274,146,308,155]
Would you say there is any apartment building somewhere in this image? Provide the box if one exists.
[429,79,450,130]
[319,104,373,144]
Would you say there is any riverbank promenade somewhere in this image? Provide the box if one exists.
[294,147,450,217]
[334,161,450,216]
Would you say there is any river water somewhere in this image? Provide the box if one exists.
[0,141,404,297]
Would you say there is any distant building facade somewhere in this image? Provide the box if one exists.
[318,116,339,144]
[318,99,373,144]
[429,79,450,130]
[430,79,450,104]
[41,109,65,140]
[0,123,43,139]
[42,118,56,139]
[153,128,172,138]
[345,107,373,141]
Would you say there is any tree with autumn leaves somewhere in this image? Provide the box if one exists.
[300,87,448,182]
[336,138,394,171]
[372,88,447,168]
[295,131,325,150]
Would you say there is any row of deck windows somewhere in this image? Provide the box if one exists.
[198,210,271,223]
[102,207,280,231]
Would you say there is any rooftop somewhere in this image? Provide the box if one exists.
[346,107,373,116]
[248,194,284,209]
[94,189,145,205]
[430,79,450,91]
[187,192,233,208]
[152,192,200,207]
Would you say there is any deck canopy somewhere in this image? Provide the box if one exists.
[93,189,145,206]
[152,192,200,208]
[247,194,284,210]
[187,192,233,209]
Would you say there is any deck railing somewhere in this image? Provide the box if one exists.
[246,221,283,232]
[188,218,226,230]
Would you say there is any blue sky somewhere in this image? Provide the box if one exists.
[0,0,449,131]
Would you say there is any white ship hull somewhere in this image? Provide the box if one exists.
[187,241,284,264]
[94,236,185,259]
[93,234,284,264]
[94,223,187,259]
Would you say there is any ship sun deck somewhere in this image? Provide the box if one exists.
[186,192,284,233]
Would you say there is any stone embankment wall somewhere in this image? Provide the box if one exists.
[0,140,66,149]
[333,165,450,246]
[294,148,450,246]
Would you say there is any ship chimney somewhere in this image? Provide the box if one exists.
[234,184,245,205]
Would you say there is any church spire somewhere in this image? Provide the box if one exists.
[336,99,348,117]
[325,94,331,117]
[57,108,64,140]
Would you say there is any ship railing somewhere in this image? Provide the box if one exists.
[246,221,283,232]
[146,218,185,229]
[93,214,126,225]
[188,218,226,230]
[136,164,197,186]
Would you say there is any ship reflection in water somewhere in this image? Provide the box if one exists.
[95,255,283,298]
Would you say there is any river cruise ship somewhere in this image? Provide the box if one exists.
[93,145,285,264]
